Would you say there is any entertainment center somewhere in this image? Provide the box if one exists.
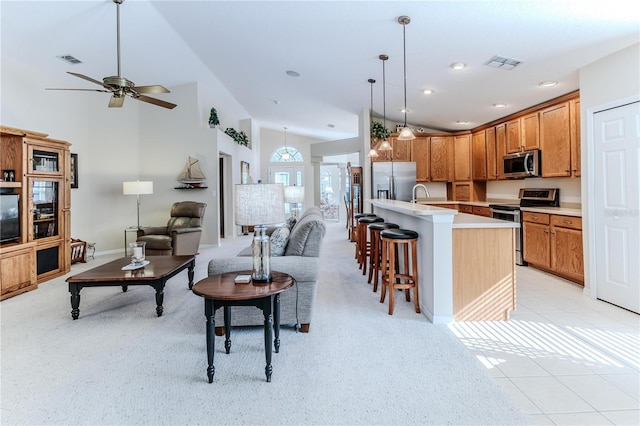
[0,125,71,300]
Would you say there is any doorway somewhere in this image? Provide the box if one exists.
[269,166,303,216]
[591,98,639,313]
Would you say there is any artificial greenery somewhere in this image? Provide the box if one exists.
[371,121,391,140]
[224,127,249,146]
[208,107,220,127]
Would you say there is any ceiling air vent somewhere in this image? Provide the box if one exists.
[485,55,522,70]
[56,55,82,65]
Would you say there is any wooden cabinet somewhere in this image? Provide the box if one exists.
[523,211,584,285]
[449,181,486,202]
[430,136,453,182]
[346,164,362,242]
[0,126,71,299]
[495,123,507,179]
[540,102,572,177]
[485,125,507,180]
[371,135,412,163]
[521,112,540,151]
[412,136,430,182]
[472,206,491,217]
[569,99,581,177]
[471,131,487,180]
[458,204,473,214]
[454,134,471,181]
[506,118,521,153]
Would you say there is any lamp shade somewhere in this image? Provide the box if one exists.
[123,180,153,195]
[284,186,305,203]
[235,183,286,226]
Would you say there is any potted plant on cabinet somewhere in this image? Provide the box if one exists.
[370,121,391,143]
[208,107,220,128]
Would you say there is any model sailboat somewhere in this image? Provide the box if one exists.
[178,156,207,187]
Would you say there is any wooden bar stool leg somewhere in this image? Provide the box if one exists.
[387,241,396,315]
[403,243,411,302]
[368,230,377,284]
[379,237,388,301]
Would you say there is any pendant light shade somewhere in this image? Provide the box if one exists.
[367,78,379,158]
[397,15,416,141]
[281,127,290,161]
[378,54,392,152]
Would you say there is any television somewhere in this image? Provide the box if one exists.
[0,194,20,243]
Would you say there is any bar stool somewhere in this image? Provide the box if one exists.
[353,213,376,260]
[380,228,420,315]
[357,216,384,275]
[367,222,400,292]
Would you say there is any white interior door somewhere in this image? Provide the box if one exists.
[593,100,640,313]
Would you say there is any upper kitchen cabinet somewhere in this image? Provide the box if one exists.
[540,101,574,177]
[471,130,487,181]
[521,112,540,151]
[430,136,453,182]
[370,134,412,162]
[485,125,506,181]
[506,118,521,153]
[569,99,581,177]
[453,134,471,181]
[412,136,430,182]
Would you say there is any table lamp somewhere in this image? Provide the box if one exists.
[284,185,305,219]
[123,180,153,229]
[235,183,286,282]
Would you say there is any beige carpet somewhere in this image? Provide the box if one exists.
[0,220,529,425]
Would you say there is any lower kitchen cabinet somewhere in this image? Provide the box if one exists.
[523,211,584,285]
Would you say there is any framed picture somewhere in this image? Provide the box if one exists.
[70,153,78,188]
[241,161,250,184]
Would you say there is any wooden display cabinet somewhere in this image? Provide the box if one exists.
[346,164,363,242]
[0,126,71,300]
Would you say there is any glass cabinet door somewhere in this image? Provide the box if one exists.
[30,179,59,240]
[27,143,64,175]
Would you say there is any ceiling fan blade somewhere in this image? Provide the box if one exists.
[67,72,110,89]
[133,94,177,109]
[109,95,125,108]
[133,85,170,94]
[46,88,110,93]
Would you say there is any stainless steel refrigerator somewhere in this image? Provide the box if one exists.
[372,162,417,202]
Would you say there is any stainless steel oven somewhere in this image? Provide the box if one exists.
[489,204,524,265]
[490,188,560,266]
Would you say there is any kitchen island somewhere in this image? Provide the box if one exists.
[369,199,519,323]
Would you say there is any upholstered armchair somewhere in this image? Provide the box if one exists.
[137,201,207,256]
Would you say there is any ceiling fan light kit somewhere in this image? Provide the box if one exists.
[397,15,416,141]
[46,0,176,110]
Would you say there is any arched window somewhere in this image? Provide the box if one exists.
[270,146,303,162]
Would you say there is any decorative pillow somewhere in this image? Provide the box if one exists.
[285,216,297,231]
[270,226,290,256]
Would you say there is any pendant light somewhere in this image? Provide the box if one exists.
[397,15,416,141]
[378,54,392,152]
[281,127,290,161]
[367,78,379,158]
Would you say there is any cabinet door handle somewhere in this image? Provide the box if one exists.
[532,215,538,220]
[544,230,549,234]
[562,220,572,224]
[564,169,571,173]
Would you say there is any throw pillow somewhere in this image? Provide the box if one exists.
[285,216,297,231]
[270,226,290,256]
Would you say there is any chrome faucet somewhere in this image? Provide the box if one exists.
[411,184,430,203]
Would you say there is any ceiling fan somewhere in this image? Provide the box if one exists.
[47,0,176,109]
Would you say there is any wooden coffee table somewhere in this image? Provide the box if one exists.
[66,255,195,319]
[191,271,295,383]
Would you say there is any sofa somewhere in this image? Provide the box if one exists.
[207,206,326,333]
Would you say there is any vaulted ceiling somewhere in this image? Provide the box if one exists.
[2,0,639,140]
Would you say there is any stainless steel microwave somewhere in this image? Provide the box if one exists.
[503,149,541,178]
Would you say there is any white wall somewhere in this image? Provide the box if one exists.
[1,68,259,253]
[579,43,640,291]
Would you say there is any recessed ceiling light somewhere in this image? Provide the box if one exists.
[456,121,469,125]
[400,108,411,113]
[450,62,465,70]
[327,124,335,128]
[492,103,508,108]
[538,80,558,87]
[286,70,300,77]
[272,100,280,105]
[423,89,434,95]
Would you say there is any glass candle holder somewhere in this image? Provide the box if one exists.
[128,241,146,265]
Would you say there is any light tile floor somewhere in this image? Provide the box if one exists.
[449,266,640,426]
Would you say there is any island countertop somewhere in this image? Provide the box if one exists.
[368,199,520,229]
